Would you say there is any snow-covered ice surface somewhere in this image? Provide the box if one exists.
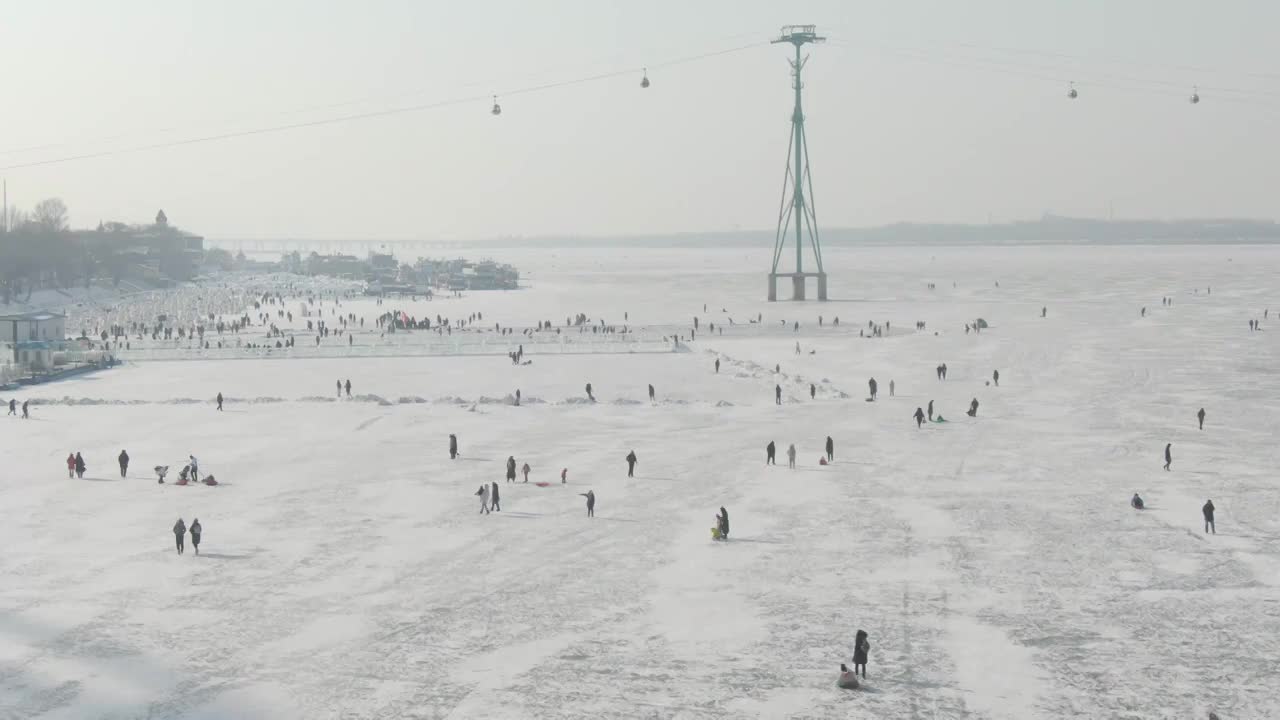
[3,245,1279,719]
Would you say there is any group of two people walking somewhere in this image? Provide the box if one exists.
[172,518,202,554]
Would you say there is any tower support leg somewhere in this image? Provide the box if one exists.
[817,273,828,300]
[768,274,777,302]
[792,274,806,301]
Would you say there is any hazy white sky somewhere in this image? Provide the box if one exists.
[2,0,1278,239]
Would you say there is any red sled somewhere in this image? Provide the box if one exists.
[175,477,190,486]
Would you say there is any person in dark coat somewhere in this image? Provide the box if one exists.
[173,518,186,554]
[74,452,86,479]
[810,383,816,399]
[1203,499,1215,533]
[625,450,637,477]
[775,384,782,405]
[1131,493,1145,510]
[6,399,13,415]
[714,358,720,373]
[515,388,521,406]
[1163,443,1172,471]
[766,441,776,465]
[580,490,595,517]
[216,392,223,411]
[825,436,834,462]
[190,518,202,554]
[717,507,729,540]
[966,398,979,417]
[914,407,926,428]
[21,400,29,419]
[993,369,1000,386]
[648,384,655,402]
[490,481,501,512]
[868,377,877,400]
[585,382,595,402]
[506,456,517,482]
[118,450,130,477]
[927,399,934,421]
[449,434,458,459]
[852,629,870,678]
[345,379,351,397]
[1197,408,1206,430]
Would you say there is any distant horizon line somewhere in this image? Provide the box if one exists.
[205,214,1280,246]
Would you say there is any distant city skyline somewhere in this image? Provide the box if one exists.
[2,0,1277,240]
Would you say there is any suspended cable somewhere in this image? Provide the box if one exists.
[0,40,769,172]
[827,38,1280,109]
[0,35,767,161]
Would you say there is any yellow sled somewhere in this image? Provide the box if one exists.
[711,527,724,540]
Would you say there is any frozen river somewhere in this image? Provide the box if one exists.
[2,244,1278,719]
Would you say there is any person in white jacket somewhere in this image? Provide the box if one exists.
[787,444,797,469]
[476,484,490,514]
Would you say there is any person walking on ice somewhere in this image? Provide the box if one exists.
[1163,443,1172,471]
[868,378,878,401]
[766,441,776,465]
[786,443,797,469]
[1197,408,1206,430]
[216,392,223,411]
[66,453,76,479]
[625,450,637,477]
[993,369,999,387]
[449,433,458,459]
[521,462,531,483]
[173,518,186,554]
[716,507,729,540]
[21,400,28,419]
[190,518,202,555]
[6,399,13,416]
[506,456,517,483]
[927,399,934,421]
[889,379,895,397]
[585,382,595,402]
[1203,499,1215,533]
[648,384,655,402]
[852,629,870,678]
[914,407,926,428]
[476,484,491,514]
[75,452,86,479]
[118,449,130,478]
[490,481,501,512]
[336,379,342,398]
[825,436,834,463]
[810,383,816,399]
[775,384,782,405]
[580,489,595,517]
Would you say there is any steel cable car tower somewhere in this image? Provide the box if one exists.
[768,25,826,302]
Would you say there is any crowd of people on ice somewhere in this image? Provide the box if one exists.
[17,278,1250,706]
